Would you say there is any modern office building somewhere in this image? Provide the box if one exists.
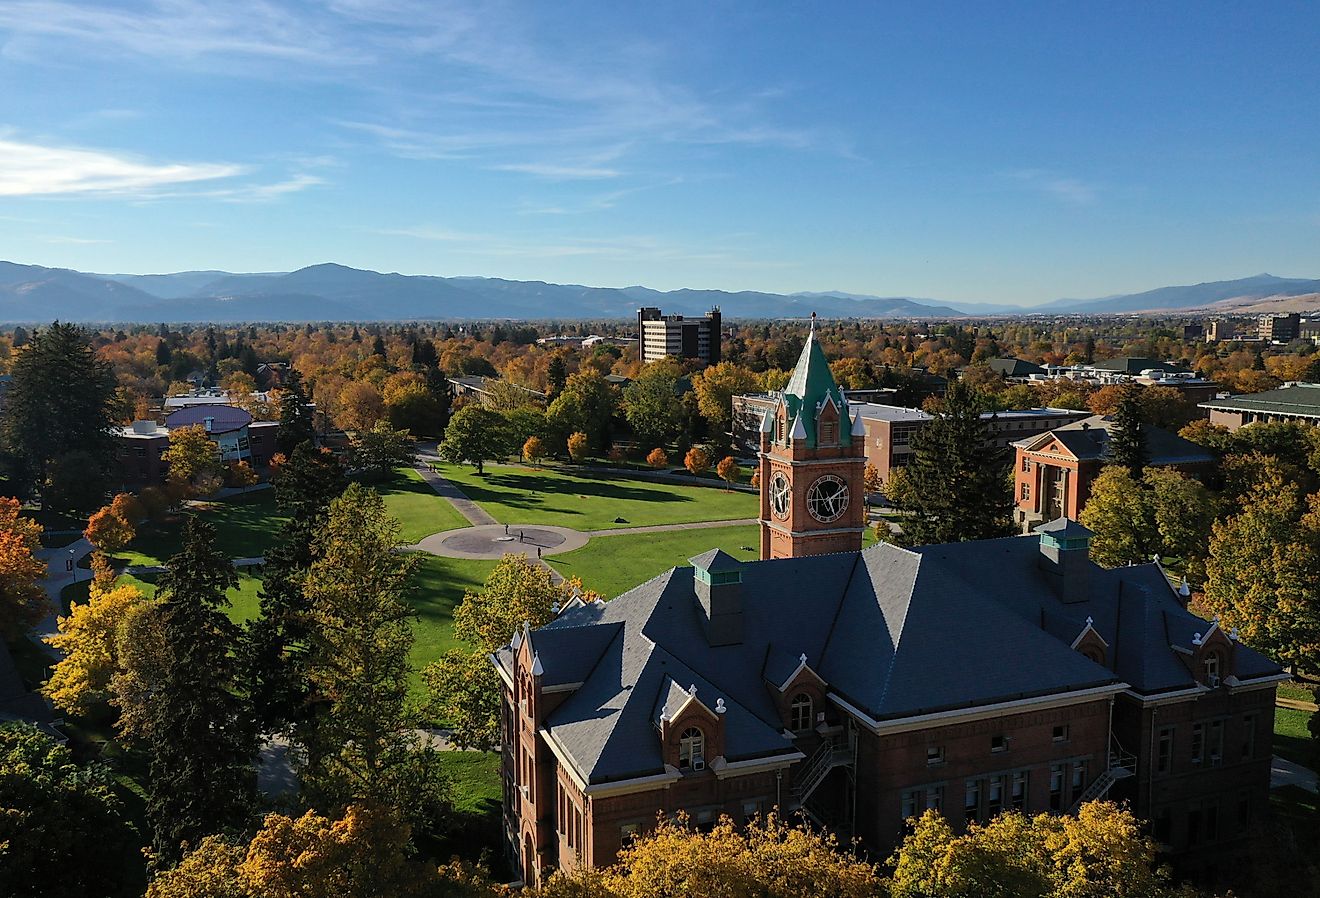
[637,307,721,364]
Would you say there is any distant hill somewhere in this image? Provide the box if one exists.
[0,261,1316,322]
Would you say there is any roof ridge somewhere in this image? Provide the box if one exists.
[874,551,922,711]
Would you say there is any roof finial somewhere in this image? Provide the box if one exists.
[689,684,698,696]
[799,653,808,664]
[716,698,727,714]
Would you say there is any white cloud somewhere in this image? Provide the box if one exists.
[0,137,244,196]
[490,162,621,180]
[1007,169,1100,206]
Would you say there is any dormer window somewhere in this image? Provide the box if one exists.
[678,727,705,770]
[1204,653,1221,685]
[789,693,813,734]
[819,420,837,445]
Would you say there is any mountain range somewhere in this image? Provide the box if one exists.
[0,261,1318,322]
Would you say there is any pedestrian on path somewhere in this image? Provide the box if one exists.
[504,523,509,535]
[537,546,542,559]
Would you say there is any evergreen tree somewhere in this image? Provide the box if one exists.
[155,339,172,367]
[145,517,255,864]
[1109,384,1149,477]
[4,322,117,493]
[350,325,362,343]
[546,354,568,398]
[243,445,347,733]
[371,335,387,357]
[892,381,1012,545]
[275,369,315,455]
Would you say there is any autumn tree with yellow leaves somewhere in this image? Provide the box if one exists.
[0,496,48,640]
[44,570,149,714]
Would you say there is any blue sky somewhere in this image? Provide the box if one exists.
[1,1,1317,304]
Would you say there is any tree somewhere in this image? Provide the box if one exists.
[243,444,347,734]
[0,722,144,898]
[43,449,109,513]
[716,456,741,490]
[864,463,882,495]
[523,435,546,465]
[547,370,618,450]
[164,424,223,497]
[439,405,512,474]
[4,322,117,494]
[385,381,446,437]
[621,364,684,449]
[1109,384,1149,478]
[1145,467,1218,574]
[225,459,259,488]
[276,369,315,455]
[567,431,589,463]
[1079,467,1158,568]
[84,499,136,553]
[333,381,385,432]
[684,446,710,476]
[546,354,568,398]
[544,812,880,898]
[142,517,256,864]
[889,802,1192,898]
[692,362,758,440]
[647,447,669,469]
[298,485,449,828]
[350,421,416,480]
[0,497,47,640]
[43,577,148,714]
[424,555,582,751]
[890,382,1012,545]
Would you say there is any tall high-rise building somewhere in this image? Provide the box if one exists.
[636,306,721,364]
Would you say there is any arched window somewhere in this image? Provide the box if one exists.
[790,693,813,733]
[1204,653,1221,684]
[678,727,705,769]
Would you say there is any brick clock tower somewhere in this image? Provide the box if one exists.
[759,318,867,560]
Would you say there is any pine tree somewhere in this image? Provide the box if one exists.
[547,354,568,398]
[243,445,347,733]
[892,381,1012,545]
[275,369,315,455]
[145,517,255,864]
[1109,385,1149,477]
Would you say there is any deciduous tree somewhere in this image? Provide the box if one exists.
[692,362,758,439]
[1079,467,1158,568]
[43,449,109,513]
[0,497,47,639]
[350,421,416,480]
[567,431,589,463]
[84,500,136,553]
[439,405,511,475]
[646,447,668,469]
[333,381,385,433]
[523,435,546,465]
[716,456,741,490]
[684,446,710,477]
[548,370,618,450]
[621,363,684,449]
[43,577,148,714]
[164,424,222,498]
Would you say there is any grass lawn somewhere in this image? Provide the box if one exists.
[1279,680,1318,705]
[405,553,498,692]
[438,751,502,816]
[115,490,288,568]
[549,525,761,598]
[60,571,264,622]
[435,461,757,530]
[1275,706,1316,768]
[376,468,471,543]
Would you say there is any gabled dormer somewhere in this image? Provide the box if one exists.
[763,648,830,736]
[817,393,841,447]
[1070,616,1109,667]
[1189,617,1237,687]
[653,678,726,772]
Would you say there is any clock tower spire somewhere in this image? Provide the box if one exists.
[758,316,867,560]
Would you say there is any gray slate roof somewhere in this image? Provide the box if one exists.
[1024,415,1215,465]
[1200,382,1320,418]
[988,358,1047,377]
[498,534,1280,786]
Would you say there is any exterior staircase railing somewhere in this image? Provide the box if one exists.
[791,729,858,808]
[1070,746,1137,813]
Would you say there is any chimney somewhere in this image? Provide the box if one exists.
[690,549,743,646]
[1034,518,1093,603]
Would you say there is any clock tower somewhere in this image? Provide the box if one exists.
[759,318,867,560]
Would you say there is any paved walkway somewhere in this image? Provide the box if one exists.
[411,463,497,526]
[1278,696,1319,712]
[31,537,94,657]
[1272,754,1319,794]
[412,524,589,560]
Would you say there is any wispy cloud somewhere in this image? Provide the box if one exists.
[0,136,244,196]
[1006,169,1100,206]
[489,162,621,180]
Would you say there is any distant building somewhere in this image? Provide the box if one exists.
[1257,313,1300,344]
[1012,415,1215,531]
[637,307,721,364]
[163,388,233,411]
[113,404,278,490]
[987,357,1047,380]
[1200,382,1320,429]
[1181,322,1204,341]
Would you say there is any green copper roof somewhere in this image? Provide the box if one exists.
[780,324,845,448]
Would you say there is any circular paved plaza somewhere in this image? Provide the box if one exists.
[412,524,590,560]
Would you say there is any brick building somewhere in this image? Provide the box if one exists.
[495,334,1283,888]
[1012,415,1215,532]
[113,404,278,490]
[1200,382,1320,430]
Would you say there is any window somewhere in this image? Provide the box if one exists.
[1242,714,1257,761]
[1238,792,1252,826]
[1052,724,1069,743]
[1191,723,1205,764]
[1187,808,1202,847]
[1021,456,1030,472]
[1011,772,1027,810]
[742,801,761,822]
[678,727,705,769]
[1153,809,1172,845]
[902,790,917,819]
[925,785,944,812]
[789,694,813,734]
[1049,764,1065,811]
[620,823,639,844]
[926,745,945,766]
[1020,482,1031,501]
[1209,719,1224,765]
[1070,760,1087,804]
[1204,653,1220,684]
[1157,726,1175,775]
[964,779,981,824]
[1205,803,1219,842]
[987,775,1005,817]
[250,434,263,444]
[991,734,1007,753]
[820,420,837,445]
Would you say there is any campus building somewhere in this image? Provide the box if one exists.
[1200,382,1320,430]
[112,404,278,490]
[1012,416,1215,532]
[636,307,721,364]
[496,332,1282,887]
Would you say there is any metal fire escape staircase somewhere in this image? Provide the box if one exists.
[1070,738,1137,812]
[790,729,857,832]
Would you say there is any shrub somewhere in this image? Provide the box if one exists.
[646,447,669,469]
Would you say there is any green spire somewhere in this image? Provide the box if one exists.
[780,318,845,448]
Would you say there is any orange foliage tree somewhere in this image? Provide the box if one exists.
[716,456,741,490]
[567,431,589,463]
[0,497,48,639]
[684,446,710,477]
[646,447,668,469]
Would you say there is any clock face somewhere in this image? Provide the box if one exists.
[769,471,791,520]
[807,475,849,523]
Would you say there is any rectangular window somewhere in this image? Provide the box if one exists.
[1049,764,1065,811]
[1021,456,1030,472]
[991,734,1007,753]
[926,745,945,766]
[1157,726,1175,775]
[964,779,981,824]
[1209,720,1224,766]
[925,785,944,812]
[901,790,917,820]
[987,775,1005,818]
[1153,809,1172,845]
[1205,804,1219,842]
[1187,808,1202,847]
[1052,724,1069,743]
[1191,723,1205,765]
[1011,772,1027,810]
[1020,482,1031,501]
[620,823,639,844]
[1242,714,1257,761]
[1238,793,1251,826]
[742,801,761,821]
[1070,760,1087,804]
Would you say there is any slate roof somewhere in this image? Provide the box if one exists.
[1019,415,1215,465]
[1093,357,1190,375]
[1199,382,1320,419]
[496,529,1281,787]
[988,358,1047,377]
